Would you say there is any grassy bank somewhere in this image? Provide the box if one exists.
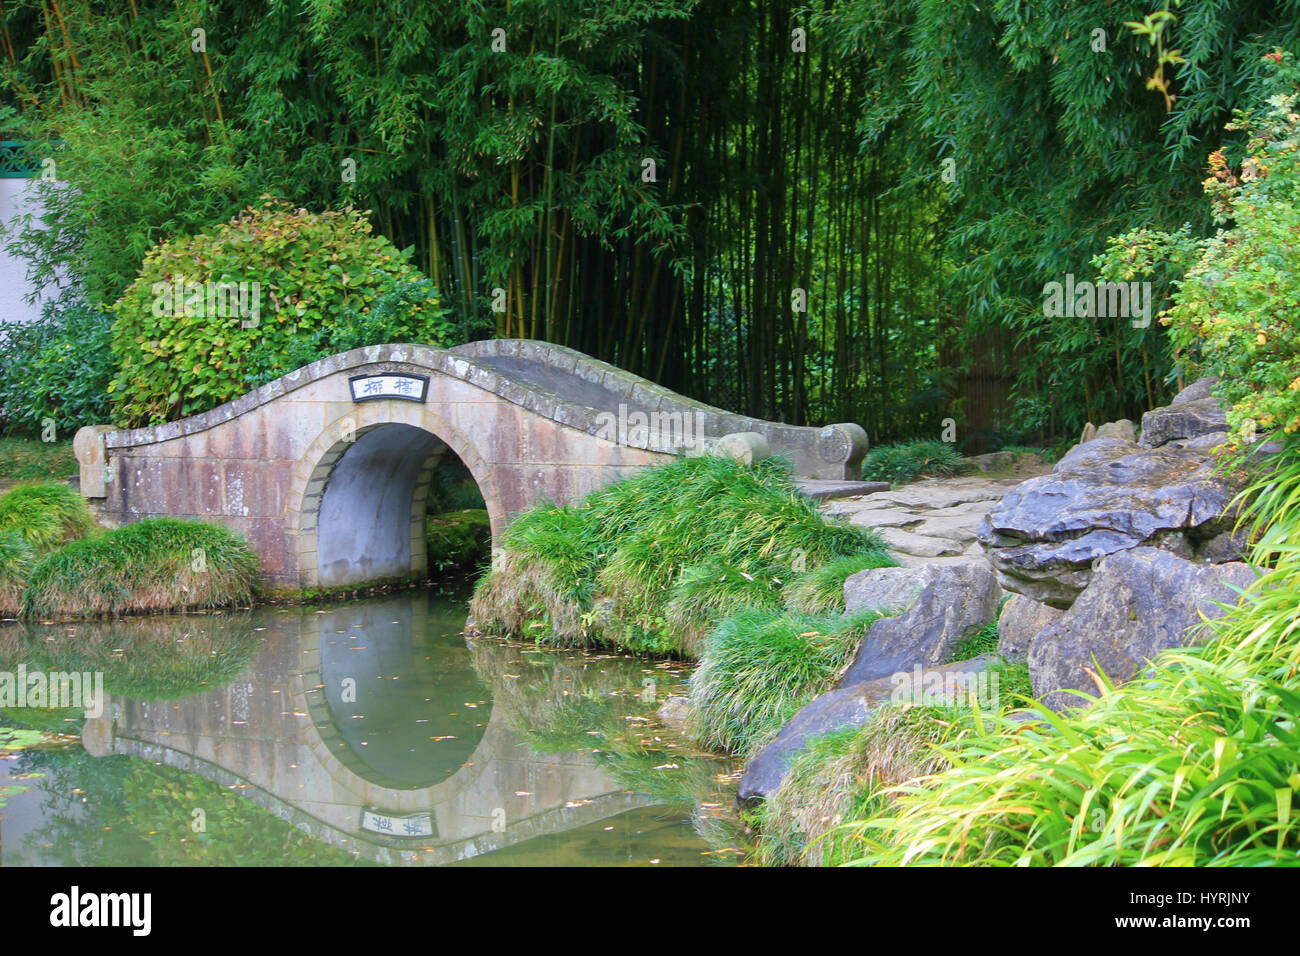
[23,517,260,620]
[747,627,1032,865]
[689,608,884,760]
[0,438,76,482]
[471,455,893,657]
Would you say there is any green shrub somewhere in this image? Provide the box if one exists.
[471,455,890,656]
[0,298,116,438]
[22,518,260,620]
[782,552,899,615]
[1130,55,1300,444]
[688,608,881,759]
[107,199,455,427]
[242,274,460,390]
[0,483,98,554]
[861,440,964,484]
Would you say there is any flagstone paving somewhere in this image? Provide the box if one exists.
[817,472,1052,568]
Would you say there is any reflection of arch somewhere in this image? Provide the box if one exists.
[297,598,488,790]
[284,404,505,589]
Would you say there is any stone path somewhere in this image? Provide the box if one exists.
[816,473,1049,568]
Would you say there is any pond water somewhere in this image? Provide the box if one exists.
[0,590,743,866]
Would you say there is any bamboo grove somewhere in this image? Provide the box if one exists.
[2,0,1299,443]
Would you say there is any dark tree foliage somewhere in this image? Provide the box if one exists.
[0,0,1294,441]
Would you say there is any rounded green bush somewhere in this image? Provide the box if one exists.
[107,199,455,426]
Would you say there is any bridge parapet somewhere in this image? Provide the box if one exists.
[453,339,868,478]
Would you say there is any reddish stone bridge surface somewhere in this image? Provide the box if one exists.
[75,339,867,591]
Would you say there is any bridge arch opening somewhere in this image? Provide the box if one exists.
[297,417,497,590]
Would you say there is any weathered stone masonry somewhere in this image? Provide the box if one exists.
[76,340,868,592]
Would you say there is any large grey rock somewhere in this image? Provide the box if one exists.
[1170,376,1220,406]
[1028,547,1258,711]
[1139,397,1228,449]
[997,593,1064,661]
[843,565,931,615]
[838,560,1001,686]
[1095,419,1137,443]
[977,435,1247,608]
[736,656,997,806]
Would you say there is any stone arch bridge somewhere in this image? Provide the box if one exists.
[75,340,867,591]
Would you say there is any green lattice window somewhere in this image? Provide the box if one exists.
[1,140,41,178]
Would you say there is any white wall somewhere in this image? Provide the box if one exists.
[0,176,70,325]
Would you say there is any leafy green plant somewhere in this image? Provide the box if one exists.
[0,297,116,438]
[1158,52,1300,443]
[861,440,965,484]
[107,200,452,426]
[242,274,463,390]
[22,517,260,620]
[424,508,491,578]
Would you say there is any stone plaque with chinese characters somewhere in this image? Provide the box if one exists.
[359,808,437,839]
[348,373,430,403]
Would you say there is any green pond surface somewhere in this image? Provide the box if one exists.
[0,589,743,866]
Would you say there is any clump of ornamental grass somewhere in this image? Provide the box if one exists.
[0,531,35,618]
[468,505,596,643]
[0,482,98,554]
[660,558,787,657]
[688,607,882,759]
[839,440,1300,867]
[861,440,965,485]
[22,517,260,620]
[471,455,890,656]
[781,552,899,615]
[756,706,974,867]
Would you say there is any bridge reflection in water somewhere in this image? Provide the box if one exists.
[79,593,737,865]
